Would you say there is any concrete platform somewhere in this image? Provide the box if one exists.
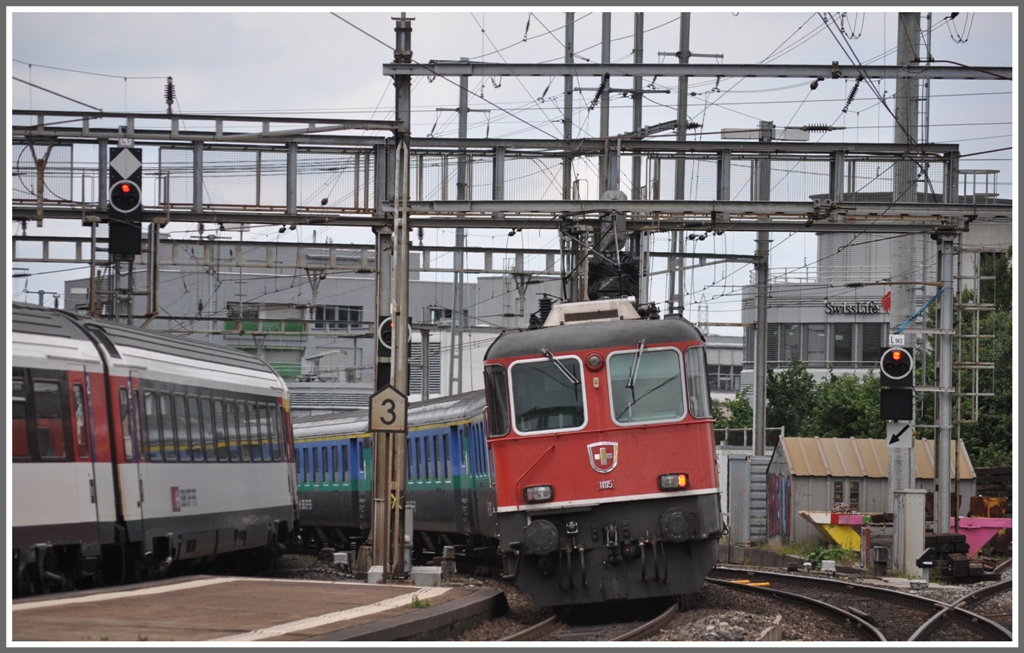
[12,575,507,642]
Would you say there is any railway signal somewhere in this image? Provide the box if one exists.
[880,346,914,421]
[107,146,143,258]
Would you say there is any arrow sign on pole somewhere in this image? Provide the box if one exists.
[887,422,913,448]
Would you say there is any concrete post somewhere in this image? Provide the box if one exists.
[889,12,920,505]
[892,488,926,577]
[752,122,772,456]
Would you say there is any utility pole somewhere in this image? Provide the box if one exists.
[445,60,478,397]
[371,12,413,583]
[752,120,771,457]
[667,12,690,315]
[560,12,584,304]
[889,12,920,508]
[599,12,612,193]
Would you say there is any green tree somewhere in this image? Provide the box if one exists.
[713,390,753,430]
[806,368,885,440]
[917,247,1012,466]
[958,247,1012,465]
[766,357,817,438]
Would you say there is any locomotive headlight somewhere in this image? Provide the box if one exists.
[524,485,553,503]
[658,473,689,490]
[585,352,604,371]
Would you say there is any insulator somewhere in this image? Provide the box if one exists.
[686,122,702,130]
[589,73,609,111]
[804,124,832,132]
[165,77,176,116]
[846,80,861,105]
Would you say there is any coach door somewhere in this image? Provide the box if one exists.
[117,372,146,541]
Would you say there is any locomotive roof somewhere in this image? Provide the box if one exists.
[293,390,486,440]
[12,303,277,375]
[484,315,705,361]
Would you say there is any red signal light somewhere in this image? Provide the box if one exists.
[120,183,131,193]
[891,350,902,361]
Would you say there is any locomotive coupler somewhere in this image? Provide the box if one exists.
[604,524,623,565]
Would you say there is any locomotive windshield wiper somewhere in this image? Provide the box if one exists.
[626,339,646,389]
[541,348,579,386]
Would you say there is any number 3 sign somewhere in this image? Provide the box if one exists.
[369,385,408,433]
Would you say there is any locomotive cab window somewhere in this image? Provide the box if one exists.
[608,348,685,424]
[683,347,712,419]
[510,355,585,434]
[483,364,510,437]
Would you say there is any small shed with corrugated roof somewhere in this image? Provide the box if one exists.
[766,436,976,543]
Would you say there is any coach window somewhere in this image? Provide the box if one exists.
[187,396,203,461]
[442,432,451,481]
[331,446,339,484]
[238,403,252,462]
[119,388,134,462]
[144,391,162,462]
[225,401,241,462]
[302,448,310,484]
[483,365,510,437]
[174,394,190,461]
[270,407,282,462]
[510,356,585,434]
[12,371,30,460]
[608,348,685,425]
[323,448,329,484]
[341,444,350,483]
[683,347,712,419]
[200,398,215,461]
[72,384,90,459]
[159,393,177,461]
[248,403,262,462]
[257,404,271,460]
[213,399,228,461]
[134,389,145,461]
[33,379,68,460]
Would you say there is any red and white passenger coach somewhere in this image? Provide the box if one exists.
[10,303,297,596]
[483,298,723,607]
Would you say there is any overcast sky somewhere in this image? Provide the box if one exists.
[7,8,1016,332]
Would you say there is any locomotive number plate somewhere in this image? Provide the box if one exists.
[598,480,614,490]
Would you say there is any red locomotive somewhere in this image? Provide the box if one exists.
[483,298,722,607]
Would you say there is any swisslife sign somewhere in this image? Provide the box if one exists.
[823,300,882,315]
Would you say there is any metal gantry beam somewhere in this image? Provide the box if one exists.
[383,62,1012,81]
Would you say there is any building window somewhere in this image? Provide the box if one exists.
[227,302,260,320]
[767,324,780,363]
[860,323,885,364]
[805,324,827,361]
[782,324,801,362]
[313,305,362,330]
[428,307,453,324]
[849,480,860,511]
[833,480,845,506]
[831,323,854,363]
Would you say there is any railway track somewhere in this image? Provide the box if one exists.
[710,568,1010,641]
[499,603,678,642]
[910,580,1013,641]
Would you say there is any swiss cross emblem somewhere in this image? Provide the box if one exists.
[587,442,618,474]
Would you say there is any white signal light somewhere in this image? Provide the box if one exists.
[524,485,553,503]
